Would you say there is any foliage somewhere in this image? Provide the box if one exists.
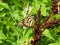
[0,0,60,45]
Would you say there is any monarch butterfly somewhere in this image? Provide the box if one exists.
[18,14,37,27]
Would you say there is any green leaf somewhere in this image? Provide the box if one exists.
[23,28,33,39]
[11,10,21,20]
[0,3,10,10]
[48,37,60,45]
[6,25,10,30]
[30,0,41,15]
[12,26,23,37]
[34,0,40,9]
[43,29,55,40]
[43,0,48,3]
[0,12,6,17]
[0,40,2,43]
[41,3,47,16]
[0,0,2,2]
[0,30,6,39]
[30,7,37,15]
[58,38,60,45]
[52,14,60,20]
[0,5,4,11]
[48,42,58,45]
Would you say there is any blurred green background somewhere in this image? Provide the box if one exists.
[0,0,60,45]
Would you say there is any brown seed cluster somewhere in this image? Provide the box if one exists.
[51,0,58,14]
[31,0,60,45]
[42,19,60,28]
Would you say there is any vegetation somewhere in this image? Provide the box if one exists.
[0,0,60,45]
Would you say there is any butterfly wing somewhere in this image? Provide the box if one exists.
[18,15,37,27]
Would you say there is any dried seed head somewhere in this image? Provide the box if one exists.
[51,0,58,14]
